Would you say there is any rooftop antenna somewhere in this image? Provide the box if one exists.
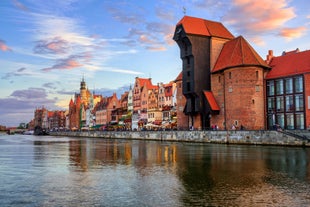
[183,7,186,16]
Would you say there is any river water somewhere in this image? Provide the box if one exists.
[0,133,310,206]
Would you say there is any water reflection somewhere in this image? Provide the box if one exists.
[0,135,310,206]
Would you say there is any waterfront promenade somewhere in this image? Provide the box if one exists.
[50,129,310,147]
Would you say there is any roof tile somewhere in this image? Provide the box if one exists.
[213,36,269,72]
[266,50,310,79]
[177,16,234,39]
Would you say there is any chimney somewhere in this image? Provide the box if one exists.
[266,50,273,64]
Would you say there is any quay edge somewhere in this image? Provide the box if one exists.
[49,130,310,147]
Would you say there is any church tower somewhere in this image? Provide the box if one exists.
[80,76,87,104]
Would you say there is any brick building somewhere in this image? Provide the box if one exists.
[266,49,310,130]
[173,16,235,129]
[174,72,187,129]
[211,36,270,130]
[174,15,310,130]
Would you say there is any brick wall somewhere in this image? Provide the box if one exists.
[211,66,266,130]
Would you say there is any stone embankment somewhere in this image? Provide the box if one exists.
[50,130,310,147]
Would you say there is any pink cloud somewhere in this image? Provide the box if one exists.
[0,40,12,51]
[41,55,83,72]
[223,0,296,34]
[34,37,68,54]
[279,26,307,39]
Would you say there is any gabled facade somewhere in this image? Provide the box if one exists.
[94,93,119,126]
[132,77,154,129]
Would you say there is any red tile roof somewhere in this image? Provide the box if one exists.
[164,83,173,97]
[212,36,270,73]
[177,16,234,39]
[203,91,220,111]
[174,72,182,82]
[69,98,74,106]
[266,49,310,79]
[137,78,153,88]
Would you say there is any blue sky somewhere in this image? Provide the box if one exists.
[0,0,309,127]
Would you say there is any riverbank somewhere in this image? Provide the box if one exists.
[49,130,310,147]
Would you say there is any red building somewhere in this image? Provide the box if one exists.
[265,49,310,130]
[174,16,310,130]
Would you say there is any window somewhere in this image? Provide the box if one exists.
[267,81,274,96]
[256,71,259,80]
[276,96,284,112]
[267,97,275,111]
[295,113,305,129]
[255,85,260,92]
[229,72,232,79]
[234,120,238,126]
[285,78,293,94]
[295,94,304,111]
[295,76,303,93]
[276,79,284,95]
[285,96,293,112]
[286,114,294,129]
[218,76,221,83]
[276,114,284,128]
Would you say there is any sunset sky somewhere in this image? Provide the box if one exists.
[1,0,310,127]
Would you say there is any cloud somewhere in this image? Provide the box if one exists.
[102,67,143,75]
[0,39,12,51]
[33,37,69,54]
[1,67,29,79]
[43,82,57,90]
[11,87,47,99]
[0,87,61,126]
[279,26,307,40]
[105,2,145,25]
[94,84,131,98]
[41,53,89,72]
[104,2,174,51]
[222,0,296,41]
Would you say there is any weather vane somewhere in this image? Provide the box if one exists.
[183,7,186,15]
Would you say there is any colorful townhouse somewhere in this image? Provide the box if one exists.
[111,91,131,130]
[94,93,119,128]
[132,77,154,129]
[173,15,310,130]
[47,110,66,130]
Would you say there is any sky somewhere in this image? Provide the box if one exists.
[0,0,309,127]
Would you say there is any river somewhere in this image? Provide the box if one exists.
[0,133,310,206]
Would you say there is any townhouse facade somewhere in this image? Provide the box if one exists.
[94,93,119,128]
